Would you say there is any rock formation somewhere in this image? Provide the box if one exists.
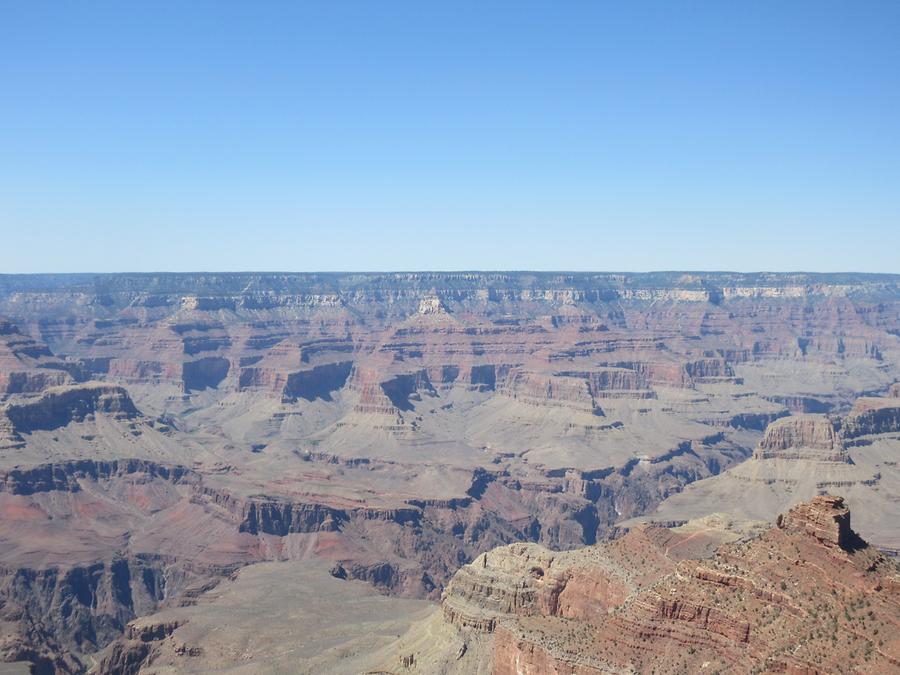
[0,272,899,673]
[382,497,900,675]
[776,494,854,548]
[843,396,900,438]
[0,317,78,394]
[3,382,139,432]
[753,413,848,462]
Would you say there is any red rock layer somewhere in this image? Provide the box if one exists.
[456,497,900,674]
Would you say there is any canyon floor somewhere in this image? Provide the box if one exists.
[0,272,899,673]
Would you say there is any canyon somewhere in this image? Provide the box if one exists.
[0,272,899,672]
[367,495,900,674]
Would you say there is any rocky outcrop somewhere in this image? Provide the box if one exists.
[754,414,848,462]
[92,618,192,675]
[2,383,139,434]
[602,360,690,389]
[776,494,853,548]
[230,495,421,536]
[758,414,840,451]
[0,553,226,673]
[418,293,451,315]
[349,367,403,415]
[0,369,72,396]
[762,394,831,413]
[0,625,82,675]
[0,458,196,495]
[469,364,497,389]
[556,368,655,400]
[842,397,900,438]
[236,365,285,393]
[107,359,181,385]
[350,367,436,413]
[379,370,437,411]
[683,357,741,384]
[441,545,565,631]
[492,625,605,675]
[497,370,600,414]
[0,318,78,394]
[93,638,155,675]
[124,618,183,643]
[422,497,900,675]
[440,525,687,636]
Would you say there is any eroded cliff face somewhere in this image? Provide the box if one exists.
[0,555,211,668]
[2,273,898,407]
[0,459,234,673]
[392,497,900,675]
[0,383,145,451]
[0,274,899,673]
[440,526,684,636]
[776,494,854,548]
[843,396,900,438]
[753,414,848,462]
[3,383,138,432]
[0,318,78,395]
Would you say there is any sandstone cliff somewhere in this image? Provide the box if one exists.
[753,413,848,462]
[387,497,900,675]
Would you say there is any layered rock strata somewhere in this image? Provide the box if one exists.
[753,414,849,462]
[394,497,900,674]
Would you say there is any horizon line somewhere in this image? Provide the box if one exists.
[2,270,900,278]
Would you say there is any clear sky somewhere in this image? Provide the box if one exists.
[1,1,898,273]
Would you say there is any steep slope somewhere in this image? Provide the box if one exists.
[645,398,900,550]
[0,318,78,395]
[93,560,433,675]
[376,496,900,674]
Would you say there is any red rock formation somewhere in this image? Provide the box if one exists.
[1,273,899,672]
[497,370,600,413]
[492,625,604,675]
[776,494,852,548]
[3,273,895,414]
[438,497,900,675]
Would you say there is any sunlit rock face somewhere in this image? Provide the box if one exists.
[388,497,900,675]
[1,272,900,673]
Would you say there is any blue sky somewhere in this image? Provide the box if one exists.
[1,1,898,273]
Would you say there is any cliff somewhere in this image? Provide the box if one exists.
[0,317,78,394]
[2,383,139,434]
[1,272,899,673]
[843,397,900,438]
[776,494,855,548]
[398,497,900,674]
[753,414,848,462]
